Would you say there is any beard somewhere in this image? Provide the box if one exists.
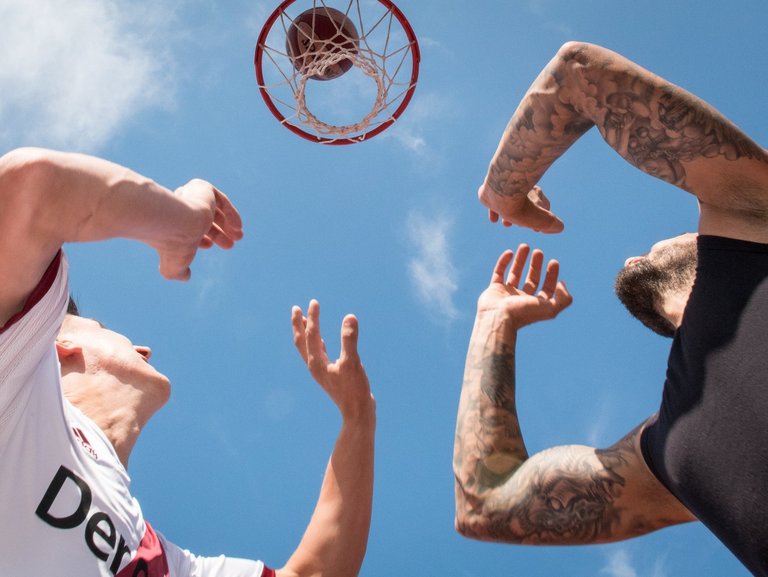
[614,239,697,337]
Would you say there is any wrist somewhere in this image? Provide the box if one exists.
[145,190,210,250]
[340,395,377,428]
[475,307,524,334]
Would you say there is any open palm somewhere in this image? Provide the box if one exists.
[477,244,573,329]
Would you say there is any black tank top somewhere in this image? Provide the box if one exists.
[641,235,768,576]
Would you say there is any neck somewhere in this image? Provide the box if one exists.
[660,289,691,330]
[84,405,142,468]
[62,375,150,468]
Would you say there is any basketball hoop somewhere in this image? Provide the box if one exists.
[255,0,420,145]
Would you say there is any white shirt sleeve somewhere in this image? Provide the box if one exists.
[158,532,269,577]
[0,252,68,431]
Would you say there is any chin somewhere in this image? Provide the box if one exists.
[142,368,171,407]
[154,374,172,405]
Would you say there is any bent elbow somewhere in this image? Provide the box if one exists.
[556,40,600,60]
[557,40,590,57]
[454,479,494,541]
[454,489,523,544]
[455,510,526,544]
[455,512,487,541]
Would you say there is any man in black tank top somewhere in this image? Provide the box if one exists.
[641,236,768,574]
[453,41,768,575]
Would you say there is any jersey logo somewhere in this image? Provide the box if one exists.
[73,427,99,460]
[36,465,170,576]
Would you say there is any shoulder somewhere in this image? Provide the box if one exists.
[697,160,768,242]
[0,148,69,325]
[0,148,58,194]
[610,418,697,528]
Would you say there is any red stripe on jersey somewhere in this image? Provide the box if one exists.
[115,521,169,577]
[0,250,62,333]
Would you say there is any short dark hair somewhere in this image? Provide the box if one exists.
[67,297,79,316]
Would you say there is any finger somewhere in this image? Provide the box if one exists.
[212,206,243,247]
[552,281,574,312]
[205,221,236,250]
[305,300,328,370]
[490,250,515,285]
[547,281,573,317]
[489,209,499,223]
[158,252,193,282]
[539,259,561,298]
[214,188,244,239]
[522,249,544,294]
[291,306,308,363]
[520,197,564,234]
[506,244,530,287]
[528,185,551,211]
[338,314,360,363]
[160,265,191,282]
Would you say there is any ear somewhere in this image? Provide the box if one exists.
[55,339,83,362]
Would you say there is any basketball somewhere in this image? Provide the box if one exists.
[285,7,359,81]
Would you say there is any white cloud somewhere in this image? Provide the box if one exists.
[386,91,448,156]
[602,548,668,577]
[244,1,273,36]
[586,395,612,446]
[602,549,639,577]
[523,1,574,38]
[406,211,459,323]
[192,252,228,310]
[0,0,176,151]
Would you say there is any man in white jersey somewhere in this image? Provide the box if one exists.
[0,147,376,577]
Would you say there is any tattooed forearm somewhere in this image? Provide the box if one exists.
[455,332,527,490]
[480,342,517,410]
[487,41,768,200]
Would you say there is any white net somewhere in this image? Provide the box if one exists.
[256,0,420,144]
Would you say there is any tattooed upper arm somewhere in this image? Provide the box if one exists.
[559,42,768,219]
[487,41,768,224]
[456,420,695,545]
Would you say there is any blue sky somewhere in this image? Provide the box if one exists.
[2,0,766,575]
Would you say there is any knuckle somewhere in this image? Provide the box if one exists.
[307,356,325,372]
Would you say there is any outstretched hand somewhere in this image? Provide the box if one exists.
[292,300,374,421]
[156,179,243,280]
[478,183,564,234]
[478,244,573,329]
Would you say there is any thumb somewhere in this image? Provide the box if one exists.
[519,198,565,233]
[158,251,192,281]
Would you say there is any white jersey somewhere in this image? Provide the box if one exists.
[0,253,271,577]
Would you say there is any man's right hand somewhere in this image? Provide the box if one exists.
[153,179,243,281]
[0,148,246,324]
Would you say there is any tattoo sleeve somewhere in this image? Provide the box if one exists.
[486,42,768,211]
[454,314,677,545]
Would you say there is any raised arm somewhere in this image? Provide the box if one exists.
[479,41,768,238]
[453,246,695,544]
[280,301,375,577]
[0,147,243,324]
